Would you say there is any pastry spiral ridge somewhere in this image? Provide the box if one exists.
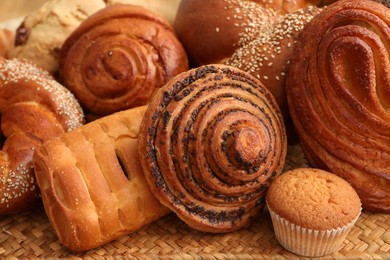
[139,65,287,232]
[60,4,188,116]
[287,0,390,212]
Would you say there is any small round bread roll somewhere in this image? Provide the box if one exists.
[266,168,362,257]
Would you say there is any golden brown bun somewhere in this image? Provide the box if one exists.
[0,58,84,215]
[60,4,188,117]
[287,0,390,212]
[174,0,320,118]
[33,106,170,252]
[138,65,287,233]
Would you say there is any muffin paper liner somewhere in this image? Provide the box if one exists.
[267,205,361,257]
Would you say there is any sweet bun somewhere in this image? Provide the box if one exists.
[287,0,390,212]
[138,64,287,233]
[59,4,188,118]
[0,58,84,215]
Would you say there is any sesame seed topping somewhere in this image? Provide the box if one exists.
[222,1,319,86]
[0,58,85,212]
[0,59,84,131]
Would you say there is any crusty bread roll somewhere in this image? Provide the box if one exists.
[9,0,106,74]
[33,106,170,252]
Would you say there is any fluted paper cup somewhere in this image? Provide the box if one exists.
[267,206,361,257]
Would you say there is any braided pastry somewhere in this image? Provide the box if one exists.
[33,106,169,252]
[0,58,84,214]
[287,0,390,212]
[138,65,287,233]
[60,4,188,117]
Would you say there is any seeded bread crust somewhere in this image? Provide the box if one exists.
[174,0,321,117]
[0,58,84,214]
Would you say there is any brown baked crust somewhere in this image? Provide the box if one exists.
[60,4,188,117]
[266,168,362,230]
[33,106,170,252]
[174,0,320,118]
[0,58,84,215]
[138,64,287,233]
[287,0,390,212]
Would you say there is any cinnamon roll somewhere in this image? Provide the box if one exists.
[60,4,188,117]
[287,0,390,212]
[138,65,287,233]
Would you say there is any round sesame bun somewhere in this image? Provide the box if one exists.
[266,168,362,256]
[174,0,321,118]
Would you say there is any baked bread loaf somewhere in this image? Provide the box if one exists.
[60,4,188,118]
[138,64,287,233]
[33,106,170,252]
[9,0,106,74]
[287,0,390,212]
[0,58,84,215]
[174,0,321,118]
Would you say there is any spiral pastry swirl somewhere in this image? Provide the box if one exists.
[139,65,287,232]
[287,0,390,212]
[60,4,188,117]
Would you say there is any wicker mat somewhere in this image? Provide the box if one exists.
[0,145,389,259]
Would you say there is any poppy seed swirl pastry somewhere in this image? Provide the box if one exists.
[287,0,390,212]
[0,58,84,215]
[138,65,287,233]
[60,4,188,117]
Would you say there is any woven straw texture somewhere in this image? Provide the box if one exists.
[0,145,389,259]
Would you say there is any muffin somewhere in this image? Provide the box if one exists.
[266,168,362,257]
